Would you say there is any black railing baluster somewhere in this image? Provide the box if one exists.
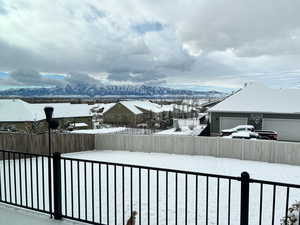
[107,164,109,225]
[139,168,141,225]
[114,165,117,225]
[195,175,198,225]
[3,152,7,202]
[36,156,39,210]
[130,167,133,218]
[148,169,150,225]
[99,164,102,224]
[157,170,159,225]
[206,176,209,225]
[64,159,67,216]
[0,153,3,201]
[8,152,12,203]
[30,156,33,208]
[228,179,231,225]
[3,152,6,202]
[259,184,263,225]
[92,163,95,223]
[122,166,124,225]
[77,161,80,219]
[166,171,168,225]
[13,153,17,204]
[285,187,290,225]
[271,185,276,225]
[185,174,188,225]
[42,156,45,211]
[71,160,74,218]
[217,178,220,225]
[24,154,28,207]
[84,162,87,221]
[175,173,178,225]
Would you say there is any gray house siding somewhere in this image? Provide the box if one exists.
[210,111,300,135]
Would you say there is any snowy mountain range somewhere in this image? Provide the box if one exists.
[0,84,224,97]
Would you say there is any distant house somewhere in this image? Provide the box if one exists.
[103,100,166,126]
[208,83,300,141]
[0,99,93,132]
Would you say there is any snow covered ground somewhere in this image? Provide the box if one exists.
[1,150,300,225]
[154,125,206,136]
[155,118,206,136]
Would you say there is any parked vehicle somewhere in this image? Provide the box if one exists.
[221,125,255,136]
[221,125,278,140]
[255,130,278,140]
[223,130,260,139]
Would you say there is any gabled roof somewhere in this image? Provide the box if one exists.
[0,99,44,122]
[0,99,92,122]
[209,83,300,114]
[118,100,164,115]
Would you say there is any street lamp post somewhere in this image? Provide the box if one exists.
[44,107,59,218]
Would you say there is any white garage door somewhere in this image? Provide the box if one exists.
[220,117,248,131]
[263,118,300,141]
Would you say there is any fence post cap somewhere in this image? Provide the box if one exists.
[53,152,61,157]
[241,171,250,178]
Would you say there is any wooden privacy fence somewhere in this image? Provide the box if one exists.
[0,132,95,155]
[95,134,300,166]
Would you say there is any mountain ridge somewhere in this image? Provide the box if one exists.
[0,84,224,97]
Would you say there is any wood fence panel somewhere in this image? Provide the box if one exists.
[0,132,95,157]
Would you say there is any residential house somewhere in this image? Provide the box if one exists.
[208,83,300,141]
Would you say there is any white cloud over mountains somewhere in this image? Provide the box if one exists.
[1,0,300,88]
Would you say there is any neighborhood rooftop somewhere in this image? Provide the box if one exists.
[209,83,300,114]
[0,99,92,122]
[118,100,167,114]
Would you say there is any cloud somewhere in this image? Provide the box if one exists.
[8,69,64,87]
[132,22,164,34]
[0,0,300,88]
[64,72,103,86]
[3,69,102,87]
[173,1,300,57]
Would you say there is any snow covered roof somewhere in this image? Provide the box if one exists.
[209,83,300,114]
[0,99,92,122]
[0,99,44,122]
[118,101,164,115]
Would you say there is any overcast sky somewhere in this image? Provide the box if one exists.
[1,0,300,89]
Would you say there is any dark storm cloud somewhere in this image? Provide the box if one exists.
[9,69,64,86]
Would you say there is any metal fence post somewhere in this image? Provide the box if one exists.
[53,152,62,220]
[240,172,250,225]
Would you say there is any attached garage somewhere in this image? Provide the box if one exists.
[263,118,300,141]
[208,83,300,141]
[220,117,248,131]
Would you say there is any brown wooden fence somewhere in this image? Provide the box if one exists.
[0,132,95,155]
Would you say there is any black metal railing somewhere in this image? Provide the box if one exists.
[0,150,52,215]
[0,149,300,225]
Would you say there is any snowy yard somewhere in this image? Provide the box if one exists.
[1,150,300,225]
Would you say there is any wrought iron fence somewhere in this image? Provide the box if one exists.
[0,149,300,225]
